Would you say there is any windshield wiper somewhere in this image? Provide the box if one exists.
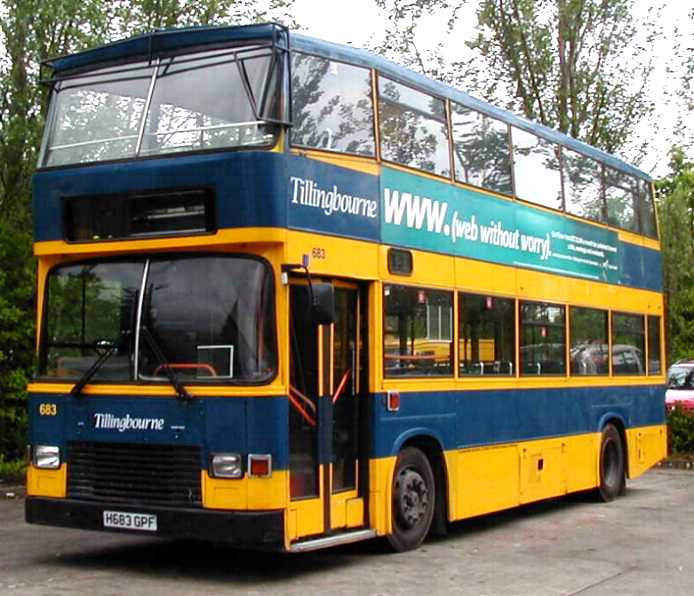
[139,325,192,401]
[70,337,123,398]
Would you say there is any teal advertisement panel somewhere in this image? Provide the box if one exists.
[381,167,619,283]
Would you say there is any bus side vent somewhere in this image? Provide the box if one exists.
[67,442,202,508]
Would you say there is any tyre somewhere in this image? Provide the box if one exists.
[387,447,435,552]
[597,424,625,502]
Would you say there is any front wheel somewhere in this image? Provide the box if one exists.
[597,424,626,502]
[387,447,435,552]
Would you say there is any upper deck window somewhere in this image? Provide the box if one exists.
[40,45,283,167]
[290,53,374,156]
[512,128,563,211]
[604,166,639,233]
[451,104,512,195]
[562,149,605,223]
[638,179,658,238]
[378,77,450,176]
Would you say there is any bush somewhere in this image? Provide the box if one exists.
[667,406,694,454]
[0,455,26,485]
[0,223,34,461]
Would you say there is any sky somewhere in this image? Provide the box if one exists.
[292,0,694,178]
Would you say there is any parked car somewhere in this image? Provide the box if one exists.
[665,359,694,411]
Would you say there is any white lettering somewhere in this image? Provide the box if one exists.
[93,413,165,432]
[290,176,378,220]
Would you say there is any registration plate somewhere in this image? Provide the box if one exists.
[103,510,158,532]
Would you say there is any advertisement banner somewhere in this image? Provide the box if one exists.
[381,167,619,284]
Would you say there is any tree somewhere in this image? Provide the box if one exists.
[374,0,658,158]
[656,148,694,364]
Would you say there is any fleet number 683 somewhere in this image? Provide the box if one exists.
[38,403,58,416]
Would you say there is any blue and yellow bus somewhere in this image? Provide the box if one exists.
[26,23,666,552]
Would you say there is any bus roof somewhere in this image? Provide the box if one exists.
[44,23,651,181]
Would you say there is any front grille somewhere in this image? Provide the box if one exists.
[67,442,202,508]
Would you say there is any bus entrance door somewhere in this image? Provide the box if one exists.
[288,282,365,541]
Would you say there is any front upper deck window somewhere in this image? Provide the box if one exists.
[40,45,283,167]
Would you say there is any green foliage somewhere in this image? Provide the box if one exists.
[0,455,26,485]
[374,0,658,157]
[667,406,694,455]
[0,223,34,460]
[656,148,694,363]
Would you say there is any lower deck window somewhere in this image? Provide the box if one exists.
[647,316,662,375]
[520,302,566,376]
[384,285,452,377]
[570,307,608,375]
[612,313,645,375]
[459,293,515,376]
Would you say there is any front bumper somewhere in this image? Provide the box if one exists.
[25,497,285,550]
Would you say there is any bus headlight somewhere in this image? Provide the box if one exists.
[32,445,61,470]
[210,453,243,478]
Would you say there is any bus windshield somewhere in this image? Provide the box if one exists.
[41,45,282,167]
[40,255,277,384]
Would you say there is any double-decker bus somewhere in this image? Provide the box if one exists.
[26,23,666,552]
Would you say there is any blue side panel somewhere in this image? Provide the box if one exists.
[285,154,380,242]
[33,152,381,244]
[372,385,665,458]
[618,241,663,291]
[28,393,289,469]
[33,152,289,242]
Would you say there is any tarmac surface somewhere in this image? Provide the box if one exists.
[1,468,692,595]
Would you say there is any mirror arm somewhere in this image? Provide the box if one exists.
[281,262,315,313]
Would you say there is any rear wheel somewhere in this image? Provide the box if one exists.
[597,424,625,502]
[387,447,435,552]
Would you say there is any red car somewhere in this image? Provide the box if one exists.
[666,359,694,411]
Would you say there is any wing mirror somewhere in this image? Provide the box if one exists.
[310,283,335,326]
[282,262,335,326]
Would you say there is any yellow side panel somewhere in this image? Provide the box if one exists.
[287,498,324,542]
[452,433,603,521]
[286,230,379,280]
[519,440,566,504]
[456,258,517,297]
[330,488,360,530]
[291,149,380,176]
[369,456,396,535]
[346,497,365,528]
[453,445,519,519]
[34,227,286,256]
[201,470,288,510]
[381,246,456,288]
[566,433,600,492]
[626,424,667,478]
[26,464,66,498]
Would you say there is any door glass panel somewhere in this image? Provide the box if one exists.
[332,288,358,492]
[289,285,319,498]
